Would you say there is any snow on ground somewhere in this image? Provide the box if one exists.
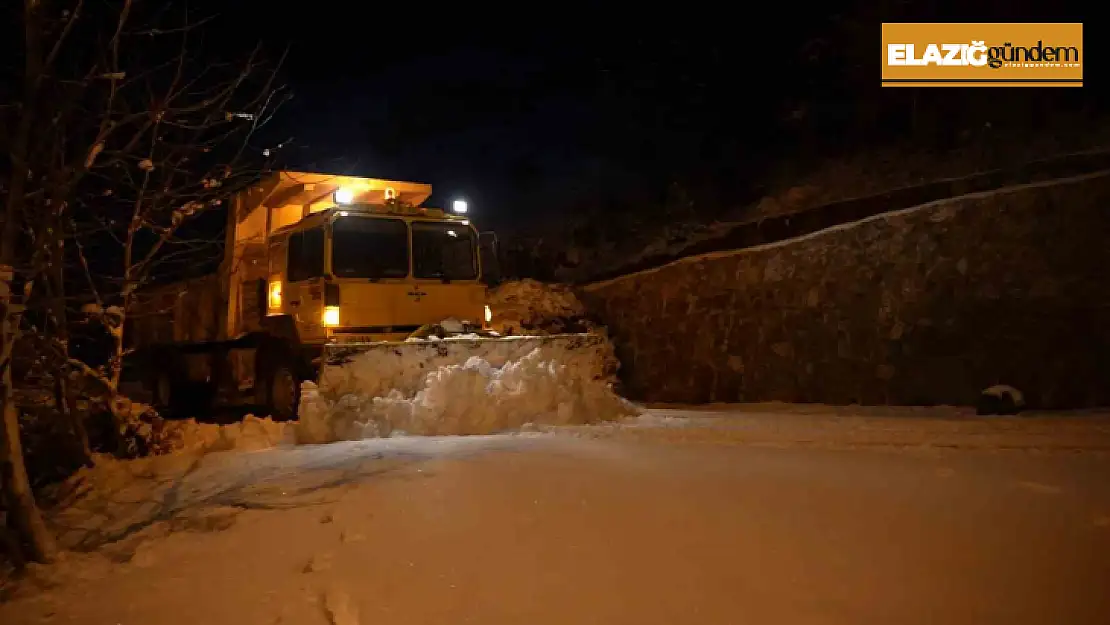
[301,337,633,443]
[34,434,535,557]
[4,404,1110,624]
[559,403,1110,451]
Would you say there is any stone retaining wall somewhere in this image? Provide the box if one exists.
[581,172,1110,408]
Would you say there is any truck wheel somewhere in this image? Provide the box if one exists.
[154,374,215,419]
[264,365,300,421]
[153,371,190,418]
[154,372,174,409]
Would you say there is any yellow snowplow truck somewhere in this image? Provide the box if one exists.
[127,171,602,418]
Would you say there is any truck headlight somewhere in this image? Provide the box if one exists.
[484,304,492,323]
[323,306,340,327]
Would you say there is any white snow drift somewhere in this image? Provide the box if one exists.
[298,335,635,443]
[163,414,295,452]
[486,279,589,334]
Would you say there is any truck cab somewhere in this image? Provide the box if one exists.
[266,205,488,345]
[131,171,500,417]
[229,172,494,340]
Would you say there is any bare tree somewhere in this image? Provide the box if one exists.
[0,0,78,567]
[66,11,285,409]
[1,0,286,564]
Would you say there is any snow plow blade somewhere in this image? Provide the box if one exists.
[316,333,615,401]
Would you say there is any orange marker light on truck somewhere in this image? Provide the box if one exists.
[268,281,282,310]
[322,282,341,327]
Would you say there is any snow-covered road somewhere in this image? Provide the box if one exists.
[4,406,1110,624]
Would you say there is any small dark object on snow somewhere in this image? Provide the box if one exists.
[977,384,1025,416]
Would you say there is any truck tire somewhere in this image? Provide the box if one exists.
[151,363,189,418]
[154,371,174,410]
[259,364,299,421]
[154,373,215,419]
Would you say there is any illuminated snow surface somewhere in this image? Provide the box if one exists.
[299,337,631,442]
[4,405,1110,624]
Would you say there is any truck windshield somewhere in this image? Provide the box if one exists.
[287,227,325,282]
[412,222,477,280]
[331,216,409,279]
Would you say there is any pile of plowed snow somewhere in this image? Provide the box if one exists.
[297,336,636,443]
[163,415,294,453]
[486,279,591,334]
[104,397,293,456]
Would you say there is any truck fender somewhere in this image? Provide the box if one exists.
[259,314,301,346]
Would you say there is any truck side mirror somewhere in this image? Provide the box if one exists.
[478,231,501,287]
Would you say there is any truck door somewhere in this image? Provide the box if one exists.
[401,220,484,327]
[285,226,326,340]
[478,231,501,286]
[328,215,410,332]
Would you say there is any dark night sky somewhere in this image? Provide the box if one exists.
[209,3,1096,230]
[205,8,814,227]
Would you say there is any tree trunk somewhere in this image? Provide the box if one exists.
[56,375,92,466]
[44,203,92,466]
[0,379,57,564]
[108,306,126,393]
[105,306,129,452]
[0,269,57,563]
[2,0,44,257]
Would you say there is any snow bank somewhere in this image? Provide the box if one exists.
[298,334,637,443]
[161,415,295,453]
[58,395,291,461]
[317,334,616,403]
[42,417,293,542]
[109,395,292,455]
[486,279,590,334]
